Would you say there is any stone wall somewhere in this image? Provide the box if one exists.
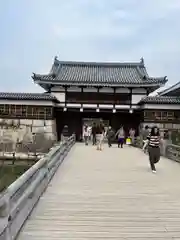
[140,122,180,131]
[0,118,57,153]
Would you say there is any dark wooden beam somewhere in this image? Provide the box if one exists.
[129,88,132,108]
[97,87,100,109]
[81,87,83,109]
[113,87,116,109]
[65,87,67,107]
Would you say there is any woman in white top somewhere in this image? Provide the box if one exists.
[83,125,89,145]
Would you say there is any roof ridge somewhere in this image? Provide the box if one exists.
[33,57,167,92]
[138,95,180,105]
[136,66,167,82]
[0,92,57,101]
[136,66,147,78]
[150,95,180,98]
[54,56,144,67]
[159,81,180,95]
[0,92,50,95]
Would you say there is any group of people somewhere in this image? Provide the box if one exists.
[83,122,105,150]
[84,123,162,174]
[83,123,136,150]
[62,123,162,174]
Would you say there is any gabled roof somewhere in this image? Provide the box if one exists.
[0,92,57,102]
[33,56,167,90]
[158,81,180,96]
[139,96,180,105]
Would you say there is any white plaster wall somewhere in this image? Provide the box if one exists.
[132,94,146,104]
[66,103,81,108]
[51,92,65,102]
[143,104,180,110]
[99,88,114,93]
[83,88,97,92]
[67,87,81,92]
[115,88,130,93]
[132,88,147,94]
[51,86,65,92]
[141,122,180,130]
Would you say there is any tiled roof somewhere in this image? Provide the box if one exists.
[158,81,180,96]
[139,96,180,105]
[0,92,57,101]
[33,57,167,88]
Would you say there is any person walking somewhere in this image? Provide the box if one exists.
[61,125,69,142]
[106,126,114,147]
[96,122,105,151]
[92,122,97,145]
[142,125,150,153]
[116,126,125,148]
[83,125,89,145]
[147,126,161,173]
[129,128,135,145]
[88,125,91,141]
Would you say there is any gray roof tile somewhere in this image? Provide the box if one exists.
[0,92,57,101]
[139,96,180,104]
[158,81,180,96]
[32,57,167,88]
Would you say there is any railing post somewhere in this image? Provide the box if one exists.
[0,195,10,240]
[0,199,9,218]
[0,135,75,240]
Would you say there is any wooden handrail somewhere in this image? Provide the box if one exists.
[0,135,76,240]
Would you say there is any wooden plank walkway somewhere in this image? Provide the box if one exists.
[17,143,180,239]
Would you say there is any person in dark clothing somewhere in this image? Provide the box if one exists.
[92,122,97,145]
[164,130,169,140]
[147,126,161,173]
[61,125,69,141]
[115,126,125,148]
[106,126,114,147]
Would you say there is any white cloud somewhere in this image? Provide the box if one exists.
[0,0,180,91]
[52,23,139,39]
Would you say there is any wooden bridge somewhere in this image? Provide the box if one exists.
[1,137,180,239]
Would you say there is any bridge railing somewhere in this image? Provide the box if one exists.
[165,144,180,163]
[0,135,75,240]
[133,137,180,162]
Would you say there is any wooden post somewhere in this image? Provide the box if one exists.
[65,87,67,108]
[129,88,132,109]
[81,87,83,110]
[113,88,116,110]
[97,87,99,110]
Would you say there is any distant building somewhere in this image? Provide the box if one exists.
[1,56,180,141]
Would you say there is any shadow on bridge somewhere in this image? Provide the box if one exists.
[1,140,180,239]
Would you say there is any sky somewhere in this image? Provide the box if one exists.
[0,0,180,93]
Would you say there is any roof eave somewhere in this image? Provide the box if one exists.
[139,102,180,105]
[159,81,180,96]
[138,95,180,105]
[54,57,145,67]
[34,79,167,88]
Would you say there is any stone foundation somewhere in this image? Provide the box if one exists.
[0,118,57,153]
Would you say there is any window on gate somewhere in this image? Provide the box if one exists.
[66,92,131,104]
[144,110,175,122]
[0,105,53,120]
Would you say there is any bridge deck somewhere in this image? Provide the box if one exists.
[17,143,180,239]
